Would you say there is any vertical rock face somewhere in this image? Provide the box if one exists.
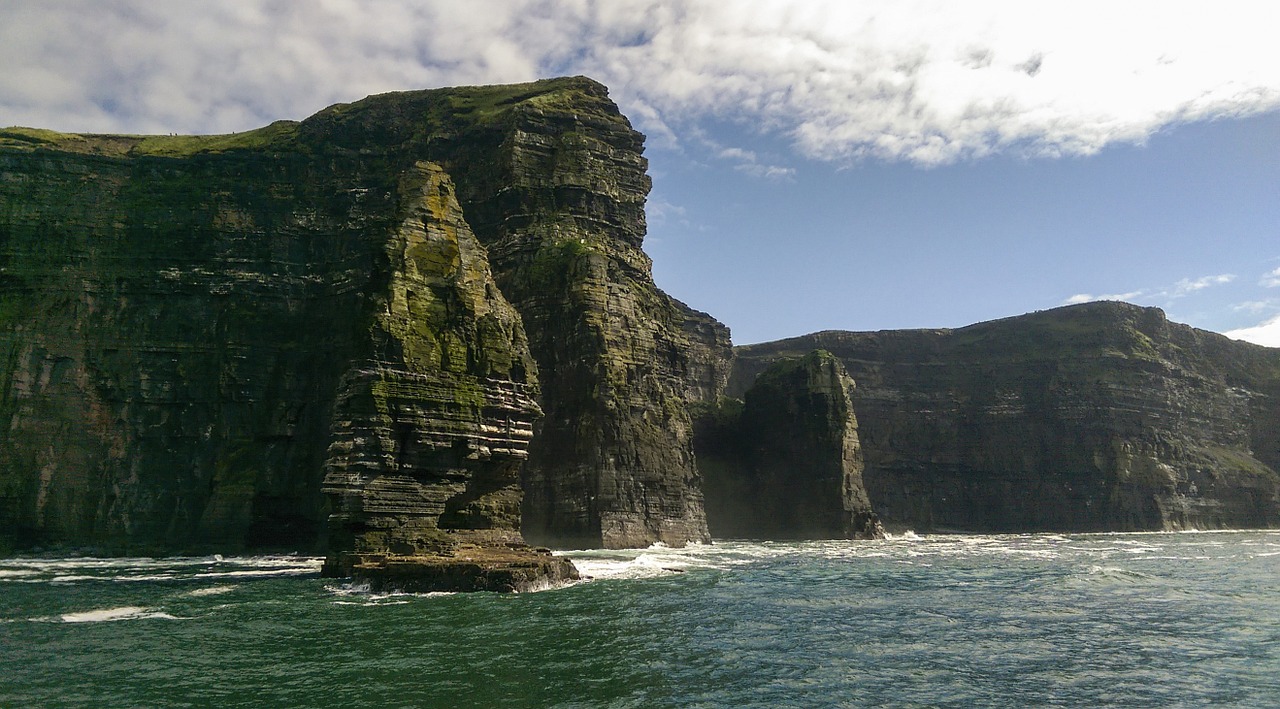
[414,79,717,548]
[318,163,550,580]
[0,76,725,559]
[695,351,883,540]
[733,302,1280,533]
[0,127,379,554]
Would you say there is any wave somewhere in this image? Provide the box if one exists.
[0,555,324,585]
[1080,565,1158,583]
[184,585,239,597]
[56,606,183,623]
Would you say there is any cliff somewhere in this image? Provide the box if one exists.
[694,350,883,540]
[0,76,722,569]
[733,302,1280,533]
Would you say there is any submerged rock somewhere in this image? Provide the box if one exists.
[733,302,1280,533]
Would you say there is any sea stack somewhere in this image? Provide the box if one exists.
[695,350,884,540]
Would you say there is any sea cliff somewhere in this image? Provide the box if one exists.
[733,302,1280,533]
[4,79,1278,581]
[694,350,883,540]
[0,77,720,587]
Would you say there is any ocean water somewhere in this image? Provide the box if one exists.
[2,532,1279,708]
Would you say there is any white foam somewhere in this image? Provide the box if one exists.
[59,606,181,623]
[50,575,101,583]
[328,584,455,603]
[185,585,238,597]
[191,567,317,580]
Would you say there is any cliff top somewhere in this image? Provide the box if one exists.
[737,301,1280,384]
[0,75,622,159]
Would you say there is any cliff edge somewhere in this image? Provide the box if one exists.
[733,302,1280,533]
[0,77,726,583]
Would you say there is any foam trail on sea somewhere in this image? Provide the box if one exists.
[185,585,238,597]
[58,606,182,623]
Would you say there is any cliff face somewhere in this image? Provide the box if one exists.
[733,302,1280,533]
[694,351,882,540]
[0,123,384,554]
[0,76,723,558]
[317,163,548,579]
[410,80,718,548]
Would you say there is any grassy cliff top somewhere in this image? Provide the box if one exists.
[0,76,621,159]
[737,301,1280,382]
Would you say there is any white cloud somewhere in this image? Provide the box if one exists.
[1064,291,1145,305]
[645,196,687,228]
[1225,314,1280,348]
[2,1,1279,165]
[734,163,797,180]
[1261,267,1280,288]
[1169,273,1235,297]
[1064,272,1237,307]
[1233,300,1278,314]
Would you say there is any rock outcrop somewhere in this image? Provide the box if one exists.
[733,302,1280,533]
[11,76,1277,567]
[316,163,577,588]
[694,351,883,540]
[0,76,722,570]
[408,79,717,548]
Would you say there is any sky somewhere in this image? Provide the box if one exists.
[2,0,1278,346]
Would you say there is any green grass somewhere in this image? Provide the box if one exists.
[129,120,300,157]
[1,120,301,158]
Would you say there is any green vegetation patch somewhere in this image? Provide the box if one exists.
[130,120,301,157]
[0,121,300,158]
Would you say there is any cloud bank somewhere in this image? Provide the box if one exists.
[3,0,1278,165]
[1225,315,1280,348]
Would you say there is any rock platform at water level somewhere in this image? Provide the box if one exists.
[338,545,580,593]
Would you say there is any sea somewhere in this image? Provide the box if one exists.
[2,531,1278,708]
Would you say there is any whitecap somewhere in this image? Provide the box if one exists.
[192,568,317,580]
[50,575,102,583]
[565,557,664,581]
[185,585,238,597]
[59,606,182,623]
[326,581,372,596]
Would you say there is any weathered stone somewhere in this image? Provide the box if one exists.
[733,302,1280,533]
[318,163,547,579]
[411,79,717,548]
[0,76,725,569]
[695,351,883,540]
[345,544,580,594]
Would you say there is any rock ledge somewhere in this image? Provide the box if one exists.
[335,544,579,593]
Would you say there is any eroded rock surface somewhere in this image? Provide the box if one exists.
[317,163,553,584]
[695,351,883,540]
[733,302,1280,533]
[0,77,724,575]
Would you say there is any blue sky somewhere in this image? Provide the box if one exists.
[3,1,1278,345]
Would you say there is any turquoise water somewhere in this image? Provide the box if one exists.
[3,531,1279,708]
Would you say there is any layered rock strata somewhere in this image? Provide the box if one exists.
[404,79,718,548]
[694,351,883,539]
[733,302,1280,533]
[0,76,721,567]
[317,163,576,587]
